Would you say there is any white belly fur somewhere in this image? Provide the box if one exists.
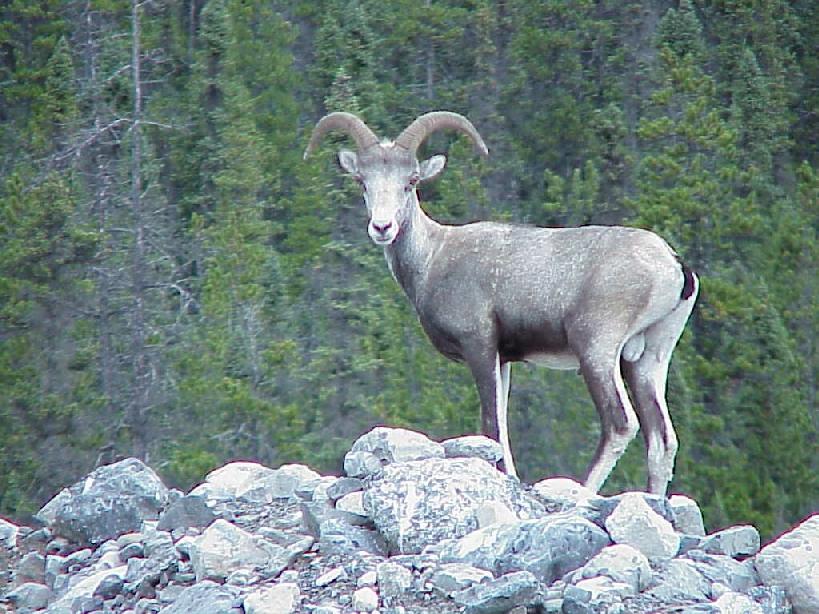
[524,351,580,370]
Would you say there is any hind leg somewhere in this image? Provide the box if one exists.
[623,290,697,495]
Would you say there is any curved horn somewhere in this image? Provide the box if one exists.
[303,112,380,159]
[395,111,489,158]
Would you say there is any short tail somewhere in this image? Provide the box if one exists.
[679,261,697,300]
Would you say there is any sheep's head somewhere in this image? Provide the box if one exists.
[304,111,488,246]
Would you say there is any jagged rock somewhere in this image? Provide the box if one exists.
[143,529,177,571]
[35,458,169,546]
[335,491,367,517]
[295,476,338,503]
[580,492,675,527]
[442,435,504,465]
[189,519,293,581]
[531,477,594,512]
[451,570,540,614]
[440,513,610,584]
[747,585,791,613]
[192,462,320,505]
[685,550,758,594]
[604,492,680,559]
[713,590,764,613]
[754,513,819,614]
[647,558,710,602]
[326,478,364,502]
[244,582,300,614]
[156,580,239,614]
[317,517,387,556]
[0,518,18,551]
[157,493,217,532]
[475,501,518,528]
[562,575,633,613]
[352,586,379,611]
[364,457,544,554]
[669,494,706,536]
[14,551,45,584]
[315,565,347,587]
[94,572,125,599]
[349,426,445,467]
[429,563,494,596]
[343,451,382,478]
[568,543,652,593]
[376,560,413,597]
[701,525,760,559]
[47,565,128,613]
[4,582,51,610]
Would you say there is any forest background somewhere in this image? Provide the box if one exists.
[1,0,817,540]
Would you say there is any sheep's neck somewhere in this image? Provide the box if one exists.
[383,198,441,306]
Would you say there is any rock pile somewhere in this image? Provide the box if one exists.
[1,426,817,613]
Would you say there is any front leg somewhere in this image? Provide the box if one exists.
[466,348,517,477]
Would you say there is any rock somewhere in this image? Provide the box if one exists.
[364,457,544,554]
[531,478,595,512]
[94,572,125,599]
[747,585,791,613]
[189,519,293,581]
[0,518,18,551]
[685,550,758,594]
[648,558,710,602]
[48,565,128,613]
[562,575,633,614]
[701,525,760,559]
[315,566,347,587]
[35,458,169,546]
[451,570,540,614]
[442,435,504,465]
[580,492,675,526]
[5,582,51,610]
[193,462,320,504]
[326,477,363,502]
[14,551,45,584]
[429,563,494,596]
[143,529,177,571]
[343,451,383,478]
[569,543,652,593]
[440,513,610,584]
[358,570,377,587]
[157,493,217,532]
[317,517,387,556]
[669,494,706,536]
[349,426,445,466]
[754,513,819,614]
[156,580,238,614]
[352,586,379,611]
[295,476,338,503]
[335,491,367,517]
[604,492,680,559]
[377,560,413,597]
[713,591,764,613]
[475,502,518,528]
[244,583,300,614]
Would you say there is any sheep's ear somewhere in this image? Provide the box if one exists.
[419,155,446,182]
[338,150,359,175]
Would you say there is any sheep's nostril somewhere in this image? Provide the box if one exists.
[372,221,393,234]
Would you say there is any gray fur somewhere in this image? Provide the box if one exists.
[305,112,698,496]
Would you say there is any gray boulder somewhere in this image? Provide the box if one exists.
[568,543,652,593]
[344,426,449,478]
[156,493,217,532]
[701,525,760,559]
[604,492,680,559]
[5,581,51,611]
[451,570,540,614]
[669,494,706,536]
[0,518,18,551]
[754,513,819,614]
[191,462,320,505]
[35,458,169,546]
[440,513,610,584]
[685,550,758,594]
[157,580,239,614]
[531,478,595,513]
[243,582,300,614]
[47,565,128,613]
[376,560,413,597]
[363,457,544,554]
[563,575,633,614]
[189,519,294,582]
[442,435,504,465]
[429,563,494,596]
[647,558,711,602]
